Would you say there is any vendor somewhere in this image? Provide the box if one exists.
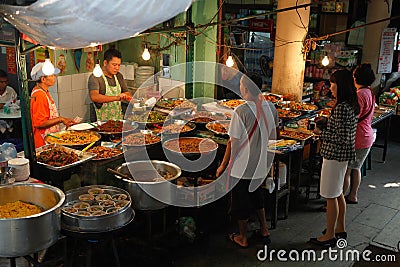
[30,62,76,148]
[0,69,17,109]
[88,48,132,121]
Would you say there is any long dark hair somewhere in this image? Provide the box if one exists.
[330,69,360,115]
[353,63,375,86]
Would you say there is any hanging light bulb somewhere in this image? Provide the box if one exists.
[93,63,103,77]
[42,49,55,75]
[322,55,330,67]
[226,55,234,67]
[142,45,150,61]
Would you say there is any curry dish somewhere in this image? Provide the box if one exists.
[0,200,43,218]
[87,146,122,160]
[123,132,161,146]
[164,138,217,153]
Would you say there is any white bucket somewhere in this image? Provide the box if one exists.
[8,158,30,181]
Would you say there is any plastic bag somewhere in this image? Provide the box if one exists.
[0,143,17,162]
[177,217,196,243]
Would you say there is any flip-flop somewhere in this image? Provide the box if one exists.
[253,229,271,245]
[229,233,248,249]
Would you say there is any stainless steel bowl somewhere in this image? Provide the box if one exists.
[112,161,181,210]
[0,183,65,257]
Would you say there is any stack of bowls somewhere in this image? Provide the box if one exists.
[135,66,155,88]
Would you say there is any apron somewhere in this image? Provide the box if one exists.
[31,88,60,137]
[94,75,123,121]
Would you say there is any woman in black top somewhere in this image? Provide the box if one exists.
[309,69,359,247]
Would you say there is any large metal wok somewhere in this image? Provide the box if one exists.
[110,160,181,210]
[0,183,65,257]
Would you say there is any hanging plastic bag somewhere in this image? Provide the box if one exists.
[0,143,17,162]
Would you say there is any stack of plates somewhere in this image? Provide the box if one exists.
[135,66,155,88]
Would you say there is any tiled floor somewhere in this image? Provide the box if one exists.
[1,140,400,267]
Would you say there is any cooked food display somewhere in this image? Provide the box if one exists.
[78,194,94,202]
[279,101,318,111]
[268,139,297,149]
[325,100,336,108]
[37,146,80,167]
[95,194,112,201]
[0,200,43,218]
[73,202,90,210]
[164,137,218,154]
[123,132,161,146]
[263,93,282,103]
[96,120,135,133]
[147,123,194,134]
[206,121,230,135]
[280,130,313,140]
[219,99,245,109]
[87,205,103,212]
[318,109,331,117]
[87,146,122,160]
[276,109,302,119]
[183,111,226,123]
[88,188,104,195]
[156,98,196,109]
[62,187,131,217]
[128,111,167,123]
[45,130,100,145]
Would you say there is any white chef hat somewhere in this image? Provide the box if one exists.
[30,62,60,81]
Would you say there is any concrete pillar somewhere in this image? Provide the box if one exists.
[363,0,393,93]
[272,0,310,101]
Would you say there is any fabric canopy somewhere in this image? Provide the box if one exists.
[0,0,193,49]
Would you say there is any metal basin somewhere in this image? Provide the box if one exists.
[112,161,181,210]
[0,183,65,257]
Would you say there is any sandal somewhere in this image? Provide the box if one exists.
[229,233,248,249]
[253,229,271,245]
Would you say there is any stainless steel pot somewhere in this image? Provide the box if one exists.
[61,185,134,233]
[0,183,65,257]
[112,160,181,210]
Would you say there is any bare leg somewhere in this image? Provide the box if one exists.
[336,193,346,233]
[347,169,361,202]
[343,168,352,195]
[232,220,248,247]
[318,198,337,241]
[256,208,270,237]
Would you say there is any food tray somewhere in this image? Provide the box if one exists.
[162,137,218,155]
[217,99,246,109]
[87,146,124,161]
[280,129,313,141]
[205,120,230,136]
[44,130,101,146]
[95,120,138,135]
[147,120,196,135]
[155,98,196,110]
[262,93,283,103]
[61,185,134,233]
[36,144,97,171]
[127,110,168,125]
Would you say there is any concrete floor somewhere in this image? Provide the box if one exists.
[1,140,400,267]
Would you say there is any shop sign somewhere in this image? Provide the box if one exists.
[378,28,396,74]
[6,47,17,74]
[249,18,274,33]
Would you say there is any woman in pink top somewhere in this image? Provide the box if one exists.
[343,64,376,204]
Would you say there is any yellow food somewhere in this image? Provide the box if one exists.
[46,130,100,145]
[0,200,43,218]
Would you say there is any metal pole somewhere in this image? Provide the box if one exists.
[185,6,194,99]
[15,32,36,165]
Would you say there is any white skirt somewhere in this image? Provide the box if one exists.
[320,158,348,199]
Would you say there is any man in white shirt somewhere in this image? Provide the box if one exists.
[0,69,17,109]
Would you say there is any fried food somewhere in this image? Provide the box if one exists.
[220,99,245,109]
[37,146,80,167]
[45,130,100,145]
[87,146,122,160]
